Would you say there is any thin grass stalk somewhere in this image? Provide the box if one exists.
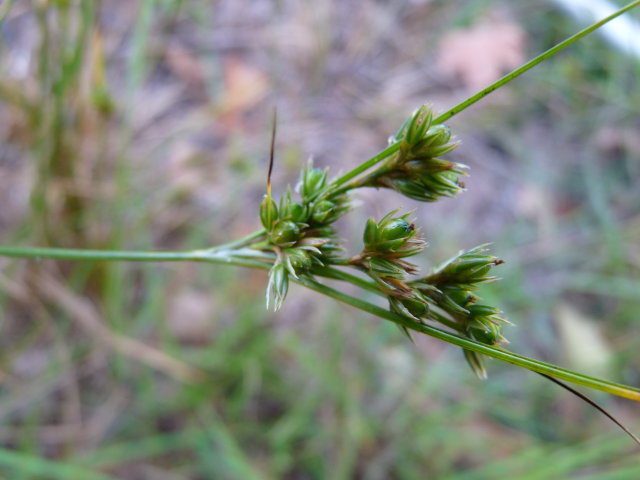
[295,275,640,401]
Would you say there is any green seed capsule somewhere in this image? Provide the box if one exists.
[450,261,493,284]
[311,200,336,224]
[389,295,428,321]
[428,142,458,157]
[270,220,300,246]
[402,296,429,318]
[286,248,312,271]
[266,263,289,311]
[260,196,278,229]
[300,167,328,199]
[377,218,414,252]
[426,124,451,146]
[470,323,502,345]
[437,291,470,316]
[410,125,456,157]
[390,178,438,202]
[363,218,379,246]
[284,201,308,223]
[405,157,454,174]
[405,105,433,147]
[468,304,501,318]
[369,257,406,279]
[442,286,474,308]
[381,218,412,240]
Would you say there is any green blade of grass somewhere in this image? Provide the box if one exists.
[295,275,640,402]
[78,429,207,469]
[197,408,272,480]
[0,448,119,480]
[445,433,632,480]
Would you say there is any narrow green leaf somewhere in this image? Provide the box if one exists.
[0,448,118,480]
[296,275,640,402]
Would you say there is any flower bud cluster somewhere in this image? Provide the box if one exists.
[260,164,350,310]
[412,245,509,378]
[351,211,426,298]
[257,108,511,378]
[366,105,467,202]
[417,245,508,342]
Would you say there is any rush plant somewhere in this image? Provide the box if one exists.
[1,0,639,443]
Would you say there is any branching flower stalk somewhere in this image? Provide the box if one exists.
[249,102,512,380]
[1,1,640,443]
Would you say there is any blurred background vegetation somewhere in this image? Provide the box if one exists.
[0,0,639,478]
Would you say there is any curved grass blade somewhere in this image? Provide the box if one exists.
[297,274,640,402]
[539,373,640,447]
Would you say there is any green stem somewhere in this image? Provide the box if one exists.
[317,266,479,333]
[207,229,266,251]
[296,275,640,402]
[246,241,271,251]
[332,142,401,189]
[3,244,638,400]
[331,166,394,197]
[433,0,640,124]
[0,246,274,270]
[314,265,381,294]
